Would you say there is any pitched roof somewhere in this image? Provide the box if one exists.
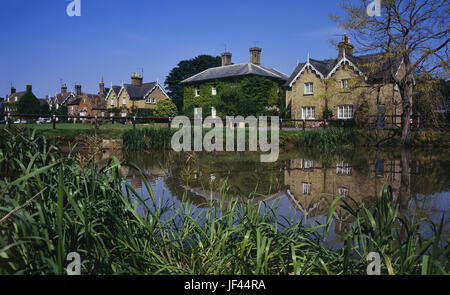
[181,62,289,84]
[123,82,157,99]
[49,92,74,105]
[7,91,26,102]
[285,53,402,88]
[67,97,81,106]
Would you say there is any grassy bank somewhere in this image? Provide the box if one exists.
[0,127,448,274]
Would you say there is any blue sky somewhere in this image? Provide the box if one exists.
[0,0,349,98]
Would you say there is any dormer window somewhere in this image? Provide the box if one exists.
[304,82,313,95]
[122,97,126,105]
[195,86,200,97]
[111,99,114,106]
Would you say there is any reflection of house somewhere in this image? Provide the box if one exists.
[284,158,402,236]
[285,36,403,127]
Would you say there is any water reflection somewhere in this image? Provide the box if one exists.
[116,148,449,243]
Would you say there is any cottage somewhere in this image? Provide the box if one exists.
[285,36,403,127]
[105,73,170,118]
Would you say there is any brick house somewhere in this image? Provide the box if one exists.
[105,73,170,118]
[285,36,403,127]
[67,78,107,122]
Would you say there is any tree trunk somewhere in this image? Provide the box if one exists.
[400,79,414,146]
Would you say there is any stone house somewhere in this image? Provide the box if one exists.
[180,47,289,116]
[105,73,170,118]
[285,36,403,127]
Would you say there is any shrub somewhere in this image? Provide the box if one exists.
[154,99,178,117]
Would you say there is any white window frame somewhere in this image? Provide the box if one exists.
[212,85,217,96]
[300,159,314,169]
[110,99,114,106]
[195,86,200,97]
[101,111,105,117]
[304,82,314,95]
[121,112,127,117]
[152,98,156,104]
[301,106,315,120]
[302,183,312,195]
[338,187,349,197]
[145,98,151,104]
[341,79,349,89]
[336,162,352,175]
[338,105,354,119]
[122,98,126,105]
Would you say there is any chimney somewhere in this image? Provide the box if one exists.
[61,84,67,94]
[221,52,232,66]
[99,76,105,96]
[250,47,262,65]
[75,84,82,96]
[11,86,16,95]
[131,72,143,86]
[26,83,32,93]
[338,35,354,59]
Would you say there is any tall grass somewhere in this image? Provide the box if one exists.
[0,127,448,274]
[293,128,360,148]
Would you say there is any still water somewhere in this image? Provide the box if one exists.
[101,147,450,247]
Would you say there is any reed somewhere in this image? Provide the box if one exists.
[0,128,447,274]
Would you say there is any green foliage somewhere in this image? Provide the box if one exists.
[0,129,448,274]
[184,76,285,117]
[17,91,40,114]
[293,128,360,148]
[165,55,221,113]
[122,127,175,150]
[50,105,68,123]
[154,99,178,117]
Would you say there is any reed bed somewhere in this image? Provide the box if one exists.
[0,127,448,274]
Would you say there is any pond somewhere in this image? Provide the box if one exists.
[99,147,450,248]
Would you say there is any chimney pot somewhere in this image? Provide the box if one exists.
[61,84,67,94]
[338,35,354,59]
[221,52,232,66]
[250,47,262,65]
[131,72,143,86]
[26,83,32,93]
[75,85,82,96]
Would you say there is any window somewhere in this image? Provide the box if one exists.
[121,112,127,117]
[122,98,126,105]
[338,105,354,119]
[338,187,349,197]
[110,99,114,106]
[302,183,312,195]
[212,85,217,96]
[302,106,315,120]
[101,112,105,117]
[152,98,156,104]
[336,162,352,175]
[304,82,314,95]
[195,87,200,97]
[341,79,349,89]
[300,159,314,169]
[146,98,151,104]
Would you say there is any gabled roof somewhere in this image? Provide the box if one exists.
[6,91,26,102]
[181,62,289,84]
[285,53,402,88]
[109,82,169,100]
[67,97,82,106]
[49,92,74,105]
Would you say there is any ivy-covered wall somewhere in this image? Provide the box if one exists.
[182,75,286,117]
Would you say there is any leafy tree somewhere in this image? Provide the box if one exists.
[40,103,50,115]
[154,99,178,117]
[17,90,40,114]
[332,0,449,145]
[164,55,221,113]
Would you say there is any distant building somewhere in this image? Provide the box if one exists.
[105,73,170,117]
[3,84,39,113]
[48,84,74,110]
[67,77,107,122]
